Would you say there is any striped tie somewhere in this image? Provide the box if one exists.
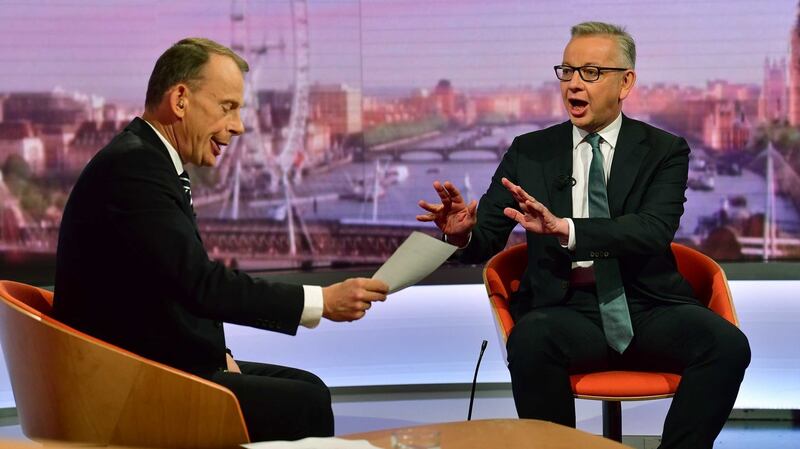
[585,133,633,353]
[179,170,192,207]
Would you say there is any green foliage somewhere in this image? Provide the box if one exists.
[1,155,65,221]
[477,112,515,125]
[52,191,69,210]
[755,123,800,153]
[2,154,32,182]
[3,174,26,197]
[363,116,447,147]
[19,184,48,220]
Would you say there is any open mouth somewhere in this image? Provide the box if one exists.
[211,139,225,157]
[568,98,589,115]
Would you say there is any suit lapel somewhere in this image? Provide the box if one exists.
[607,115,649,217]
[128,118,202,239]
[128,117,170,155]
[542,122,574,218]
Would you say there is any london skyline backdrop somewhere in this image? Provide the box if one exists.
[1,0,798,268]
[0,0,795,104]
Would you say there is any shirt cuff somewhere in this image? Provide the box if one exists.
[300,285,323,329]
[443,231,472,249]
[560,218,576,251]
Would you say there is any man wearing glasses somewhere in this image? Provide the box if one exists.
[418,22,749,449]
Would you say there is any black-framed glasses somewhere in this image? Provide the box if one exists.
[554,64,629,82]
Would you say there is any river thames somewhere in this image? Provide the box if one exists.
[204,122,800,246]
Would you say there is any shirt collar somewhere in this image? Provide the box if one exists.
[143,118,184,175]
[571,113,623,150]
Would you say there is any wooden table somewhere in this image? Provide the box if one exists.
[344,419,629,449]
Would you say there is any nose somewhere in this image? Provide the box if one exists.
[567,73,584,90]
[230,111,245,136]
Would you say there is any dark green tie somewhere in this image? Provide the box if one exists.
[585,133,633,353]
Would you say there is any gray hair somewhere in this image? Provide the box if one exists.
[571,22,636,69]
[145,37,249,111]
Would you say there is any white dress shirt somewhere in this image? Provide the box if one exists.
[143,119,323,328]
[564,113,623,268]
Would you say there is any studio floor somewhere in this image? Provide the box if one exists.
[0,385,796,448]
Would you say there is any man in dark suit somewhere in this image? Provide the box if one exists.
[417,22,750,449]
[53,38,389,442]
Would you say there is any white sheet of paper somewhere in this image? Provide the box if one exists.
[372,231,458,293]
[242,437,380,449]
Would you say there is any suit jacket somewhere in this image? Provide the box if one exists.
[53,117,304,378]
[461,115,698,316]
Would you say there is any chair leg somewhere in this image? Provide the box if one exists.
[602,400,622,442]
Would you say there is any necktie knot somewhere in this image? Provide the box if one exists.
[585,132,602,151]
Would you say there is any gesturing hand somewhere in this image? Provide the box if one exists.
[501,177,569,238]
[321,278,389,322]
[416,181,477,246]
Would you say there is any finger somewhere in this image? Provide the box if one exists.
[417,200,443,213]
[360,278,390,293]
[503,207,526,225]
[505,184,527,204]
[442,181,464,204]
[434,181,452,205]
[513,185,534,203]
[504,207,543,234]
[501,177,520,193]
[519,199,539,216]
[467,199,478,216]
[438,192,452,207]
[501,177,534,203]
[360,290,388,302]
[526,200,550,217]
[416,213,435,222]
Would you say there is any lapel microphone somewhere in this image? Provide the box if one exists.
[467,339,488,421]
[555,174,577,190]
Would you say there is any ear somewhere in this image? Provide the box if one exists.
[618,70,636,102]
[168,84,189,118]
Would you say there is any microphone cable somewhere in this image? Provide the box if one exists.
[467,339,488,421]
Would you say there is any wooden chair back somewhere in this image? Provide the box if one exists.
[0,280,249,449]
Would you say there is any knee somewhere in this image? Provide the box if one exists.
[725,327,751,370]
[506,312,561,369]
[294,382,333,436]
[299,378,332,409]
[295,369,329,390]
[707,325,751,373]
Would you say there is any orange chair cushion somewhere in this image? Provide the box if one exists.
[0,281,53,318]
[571,371,682,398]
